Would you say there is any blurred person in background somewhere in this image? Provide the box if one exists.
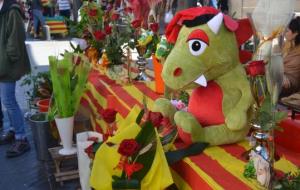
[32,0,45,38]
[280,16,300,97]
[0,0,31,157]
[57,0,71,19]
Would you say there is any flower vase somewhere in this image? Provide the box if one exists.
[107,64,125,80]
[152,55,164,94]
[112,179,140,190]
[55,116,77,155]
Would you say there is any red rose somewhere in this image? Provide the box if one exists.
[131,19,142,29]
[118,139,140,156]
[100,108,117,123]
[88,9,97,17]
[111,13,120,21]
[246,60,265,76]
[104,25,112,34]
[93,30,106,41]
[150,22,159,33]
[147,111,163,128]
[124,7,133,13]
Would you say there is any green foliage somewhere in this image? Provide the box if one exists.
[68,1,104,50]
[69,42,84,53]
[256,95,287,131]
[137,29,160,58]
[131,121,156,181]
[48,53,91,118]
[274,169,300,190]
[20,70,52,100]
[243,160,256,179]
[105,17,133,67]
[135,109,145,125]
[179,91,190,105]
[155,35,174,60]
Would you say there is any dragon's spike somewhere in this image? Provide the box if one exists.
[207,12,223,34]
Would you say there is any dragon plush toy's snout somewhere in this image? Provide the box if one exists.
[153,7,254,146]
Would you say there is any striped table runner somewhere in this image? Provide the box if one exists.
[81,69,300,190]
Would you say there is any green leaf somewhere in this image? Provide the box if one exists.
[135,109,144,125]
[112,179,140,189]
[243,160,256,179]
[131,121,156,181]
[274,111,288,124]
[112,175,122,181]
[92,142,103,153]
[70,42,75,50]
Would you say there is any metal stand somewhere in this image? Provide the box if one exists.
[134,56,150,81]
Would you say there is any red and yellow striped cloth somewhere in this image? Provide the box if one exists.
[81,69,300,190]
[45,17,68,34]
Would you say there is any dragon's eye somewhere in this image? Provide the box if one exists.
[188,40,207,56]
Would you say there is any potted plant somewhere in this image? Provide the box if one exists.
[20,70,53,115]
[48,52,91,155]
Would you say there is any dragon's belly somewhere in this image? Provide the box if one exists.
[187,81,225,127]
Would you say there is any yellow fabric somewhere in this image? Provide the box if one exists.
[90,108,173,190]
[115,105,140,134]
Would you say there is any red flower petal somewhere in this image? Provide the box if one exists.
[150,22,159,33]
[124,162,144,180]
[118,139,140,157]
[246,60,265,76]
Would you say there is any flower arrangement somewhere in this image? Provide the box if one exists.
[241,3,296,185]
[274,169,300,190]
[128,18,160,58]
[48,52,91,118]
[101,12,133,67]
[69,1,105,51]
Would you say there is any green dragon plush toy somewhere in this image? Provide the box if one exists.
[153,7,254,146]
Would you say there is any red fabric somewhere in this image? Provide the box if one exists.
[177,127,193,145]
[165,7,219,44]
[187,29,210,45]
[239,50,253,64]
[128,0,150,28]
[188,82,225,127]
[235,18,253,46]
[175,142,252,190]
[223,15,239,32]
[275,119,300,153]
[171,160,213,190]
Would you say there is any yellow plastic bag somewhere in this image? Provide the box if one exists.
[90,108,173,190]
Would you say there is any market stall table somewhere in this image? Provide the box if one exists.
[81,69,300,190]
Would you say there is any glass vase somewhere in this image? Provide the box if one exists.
[107,64,125,80]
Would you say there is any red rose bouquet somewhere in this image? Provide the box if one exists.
[112,109,158,189]
[69,1,105,51]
